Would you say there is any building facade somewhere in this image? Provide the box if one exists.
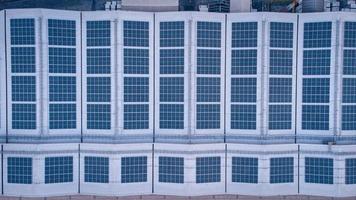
[0,8,355,197]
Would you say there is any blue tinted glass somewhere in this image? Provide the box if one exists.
[48,19,76,46]
[49,104,76,129]
[160,77,184,102]
[7,157,32,184]
[231,50,257,75]
[346,158,356,184]
[124,48,149,74]
[197,77,220,102]
[124,104,149,130]
[10,18,35,45]
[49,76,76,102]
[123,21,149,47]
[87,48,111,74]
[342,105,356,130]
[12,103,36,129]
[269,105,292,130]
[302,105,329,130]
[302,78,330,103]
[342,78,356,103]
[344,50,356,75]
[270,22,293,48]
[87,104,111,130]
[87,77,110,102]
[84,156,109,183]
[231,78,256,103]
[270,157,294,184]
[159,156,184,183]
[197,49,220,74]
[197,22,221,48]
[232,157,258,183]
[11,47,35,73]
[160,49,184,74]
[270,50,293,75]
[121,156,147,183]
[49,47,76,73]
[159,104,184,129]
[231,105,256,130]
[305,157,333,184]
[160,21,184,47]
[12,76,36,102]
[45,156,73,184]
[269,78,292,103]
[87,20,110,47]
[124,77,149,102]
[196,157,220,183]
[196,104,220,129]
[232,22,257,48]
[304,22,332,48]
[344,22,356,48]
[303,50,330,75]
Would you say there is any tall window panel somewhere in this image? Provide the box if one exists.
[86,21,112,130]
[84,156,109,183]
[196,156,221,183]
[10,18,37,130]
[301,22,332,131]
[159,156,184,183]
[123,21,150,130]
[270,157,294,183]
[232,157,258,184]
[342,22,356,131]
[346,158,356,184]
[269,22,294,131]
[159,21,185,130]
[230,22,258,131]
[196,21,222,130]
[121,156,147,183]
[45,156,73,184]
[305,157,333,184]
[48,19,77,129]
[7,157,32,184]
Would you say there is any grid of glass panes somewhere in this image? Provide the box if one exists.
[269,22,294,130]
[123,21,150,130]
[48,19,77,129]
[305,157,333,184]
[196,156,221,183]
[302,22,332,131]
[270,157,294,183]
[121,156,147,183]
[231,22,257,130]
[196,21,221,129]
[159,156,184,183]
[346,158,356,184]
[159,21,185,130]
[84,156,109,183]
[10,18,36,129]
[45,156,73,184]
[7,157,32,184]
[342,22,356,131]
[86,21,111,130]
[232,157,258,183]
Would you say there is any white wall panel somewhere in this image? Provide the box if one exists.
[0,11,6,141]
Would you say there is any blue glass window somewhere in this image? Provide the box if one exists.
[343,78,356,103]
[305,157,333,184]
[159,104,184,129]
[196,104,220,129]
[87,104,111,130]
[124,104,149,130]
[87,48,111,74]
[159,156,184,183]
[49,47,76,73]
[124,77,149,102]
[48,19,76,46]
[123,21,149,47]
[343,50,356,75]
[12,103,36,129]
[84,156,109,183]
[87,77,110,102]
[342,105,356,130]
[232,22,257,48]
[7,157,32,184]
[269,105,292,130]
[344,22,356,48]
[302,78,330,103]
[231,105,256,130]
[49,76,76,102]
[45,156,73,184]
[197,22,221,48]
[302,105,329,130]
[197,77,220,102]
[160,77,184,102]
[231,78,256,103]
[196,157,220,183]
[270,50,293,75]
[121,156,147,183]
[87,20,110,47]
[160,49,184,74]
[269,78,292,103]
[346,158,356,184]
[49,104,76,129]
[303,50,330,75]
[10,18,35,45]
[12,76,36,102]
[124,49,149,74]
[160,21,184,47]
[303,22,332,48]
[197,49,221,74]
[231,50,257,75]
[270,157,294,184]
[11,47,35,73]
[232,157,258,183]
[270,22,293,48]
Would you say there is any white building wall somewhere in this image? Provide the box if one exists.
[0,11,6,141]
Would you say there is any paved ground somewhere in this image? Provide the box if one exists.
[0,195,356,200]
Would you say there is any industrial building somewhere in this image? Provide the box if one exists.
[0,0,355,198]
